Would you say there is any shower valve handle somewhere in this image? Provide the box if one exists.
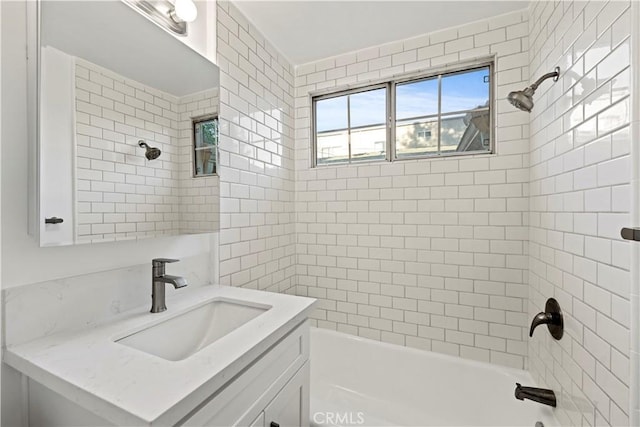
[529,298,563,340]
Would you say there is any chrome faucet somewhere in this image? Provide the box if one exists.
[514,383,556,407]
[150,258,188,313]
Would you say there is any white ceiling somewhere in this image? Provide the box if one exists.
[42,1,219,97]
[233,1,528,65]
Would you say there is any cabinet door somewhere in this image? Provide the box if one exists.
[249,412,265,427]
[264,362,309,427]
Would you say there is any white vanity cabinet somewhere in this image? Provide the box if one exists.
[24,321,311,427]
[198,362,309,427]
[182,322,310,427]
[7,286,316,427]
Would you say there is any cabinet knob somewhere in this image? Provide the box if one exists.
[270,422,280,427]
[45,217,64,224]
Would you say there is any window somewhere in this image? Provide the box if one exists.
[314,86,387,165]
[193,116,218,176]
[312,62,492,166]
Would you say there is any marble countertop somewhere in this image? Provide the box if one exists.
[4,285,316,425]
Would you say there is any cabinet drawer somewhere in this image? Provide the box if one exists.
[181,321,309,427]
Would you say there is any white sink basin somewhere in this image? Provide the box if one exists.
[116,299,270,361]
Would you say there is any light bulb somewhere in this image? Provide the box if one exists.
[174,0,197,23]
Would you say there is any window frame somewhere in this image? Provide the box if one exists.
[311,59,495,167]
[192,115,219,177]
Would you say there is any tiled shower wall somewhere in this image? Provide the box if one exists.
[75,58,218,242]
[528,1,632,426]
[177,91,220,234]
[75,58,182,241]
[216,1,297,292]
[293,11,531,368]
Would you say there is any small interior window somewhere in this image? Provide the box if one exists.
[193,116,218,177]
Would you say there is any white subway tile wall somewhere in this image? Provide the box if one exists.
[528,1,631,426]
[75,58,219,243]
[294,11,531,368]
[177,91,220,234]
[216,2,297,292]
[216,2,633,421]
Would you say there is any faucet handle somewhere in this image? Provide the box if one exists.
[529,312,552,337]
[529,298,563,340]
[152,258,180,265]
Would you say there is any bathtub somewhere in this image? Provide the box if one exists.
[310,327,558,427]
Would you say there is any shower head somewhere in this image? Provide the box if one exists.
[138,140,161,161]
[508,66,560,112]
[507,87,535,112]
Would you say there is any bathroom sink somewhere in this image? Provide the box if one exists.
[116,299,270,361]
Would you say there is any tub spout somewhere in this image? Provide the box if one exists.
[515,383,556,407]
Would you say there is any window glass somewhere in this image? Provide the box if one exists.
[316,96,348,132]
[396,78,438,120]
[315,87,387,164]
[316,131,349,165]
[193,117,218,176]
[349,88,386,128]
[441,111,491,153]
[396,65,491,158]
[440,114,468,152]
[195,118,218,148]
[316,95,349,164]
[441,68,490,113]
[350,88,386,161]
[195,148,216,175]
[396,117,439,158]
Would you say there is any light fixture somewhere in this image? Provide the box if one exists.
[126,0,198,37]
[172,0,198,23]
[507,67,560,112]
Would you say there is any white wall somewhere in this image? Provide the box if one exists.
[294,11,531,369]
[216,1,297,294]
[527,1,632,425]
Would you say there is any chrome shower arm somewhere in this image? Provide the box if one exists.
[529,67,560,91]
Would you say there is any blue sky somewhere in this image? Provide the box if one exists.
[316,67,489,132]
